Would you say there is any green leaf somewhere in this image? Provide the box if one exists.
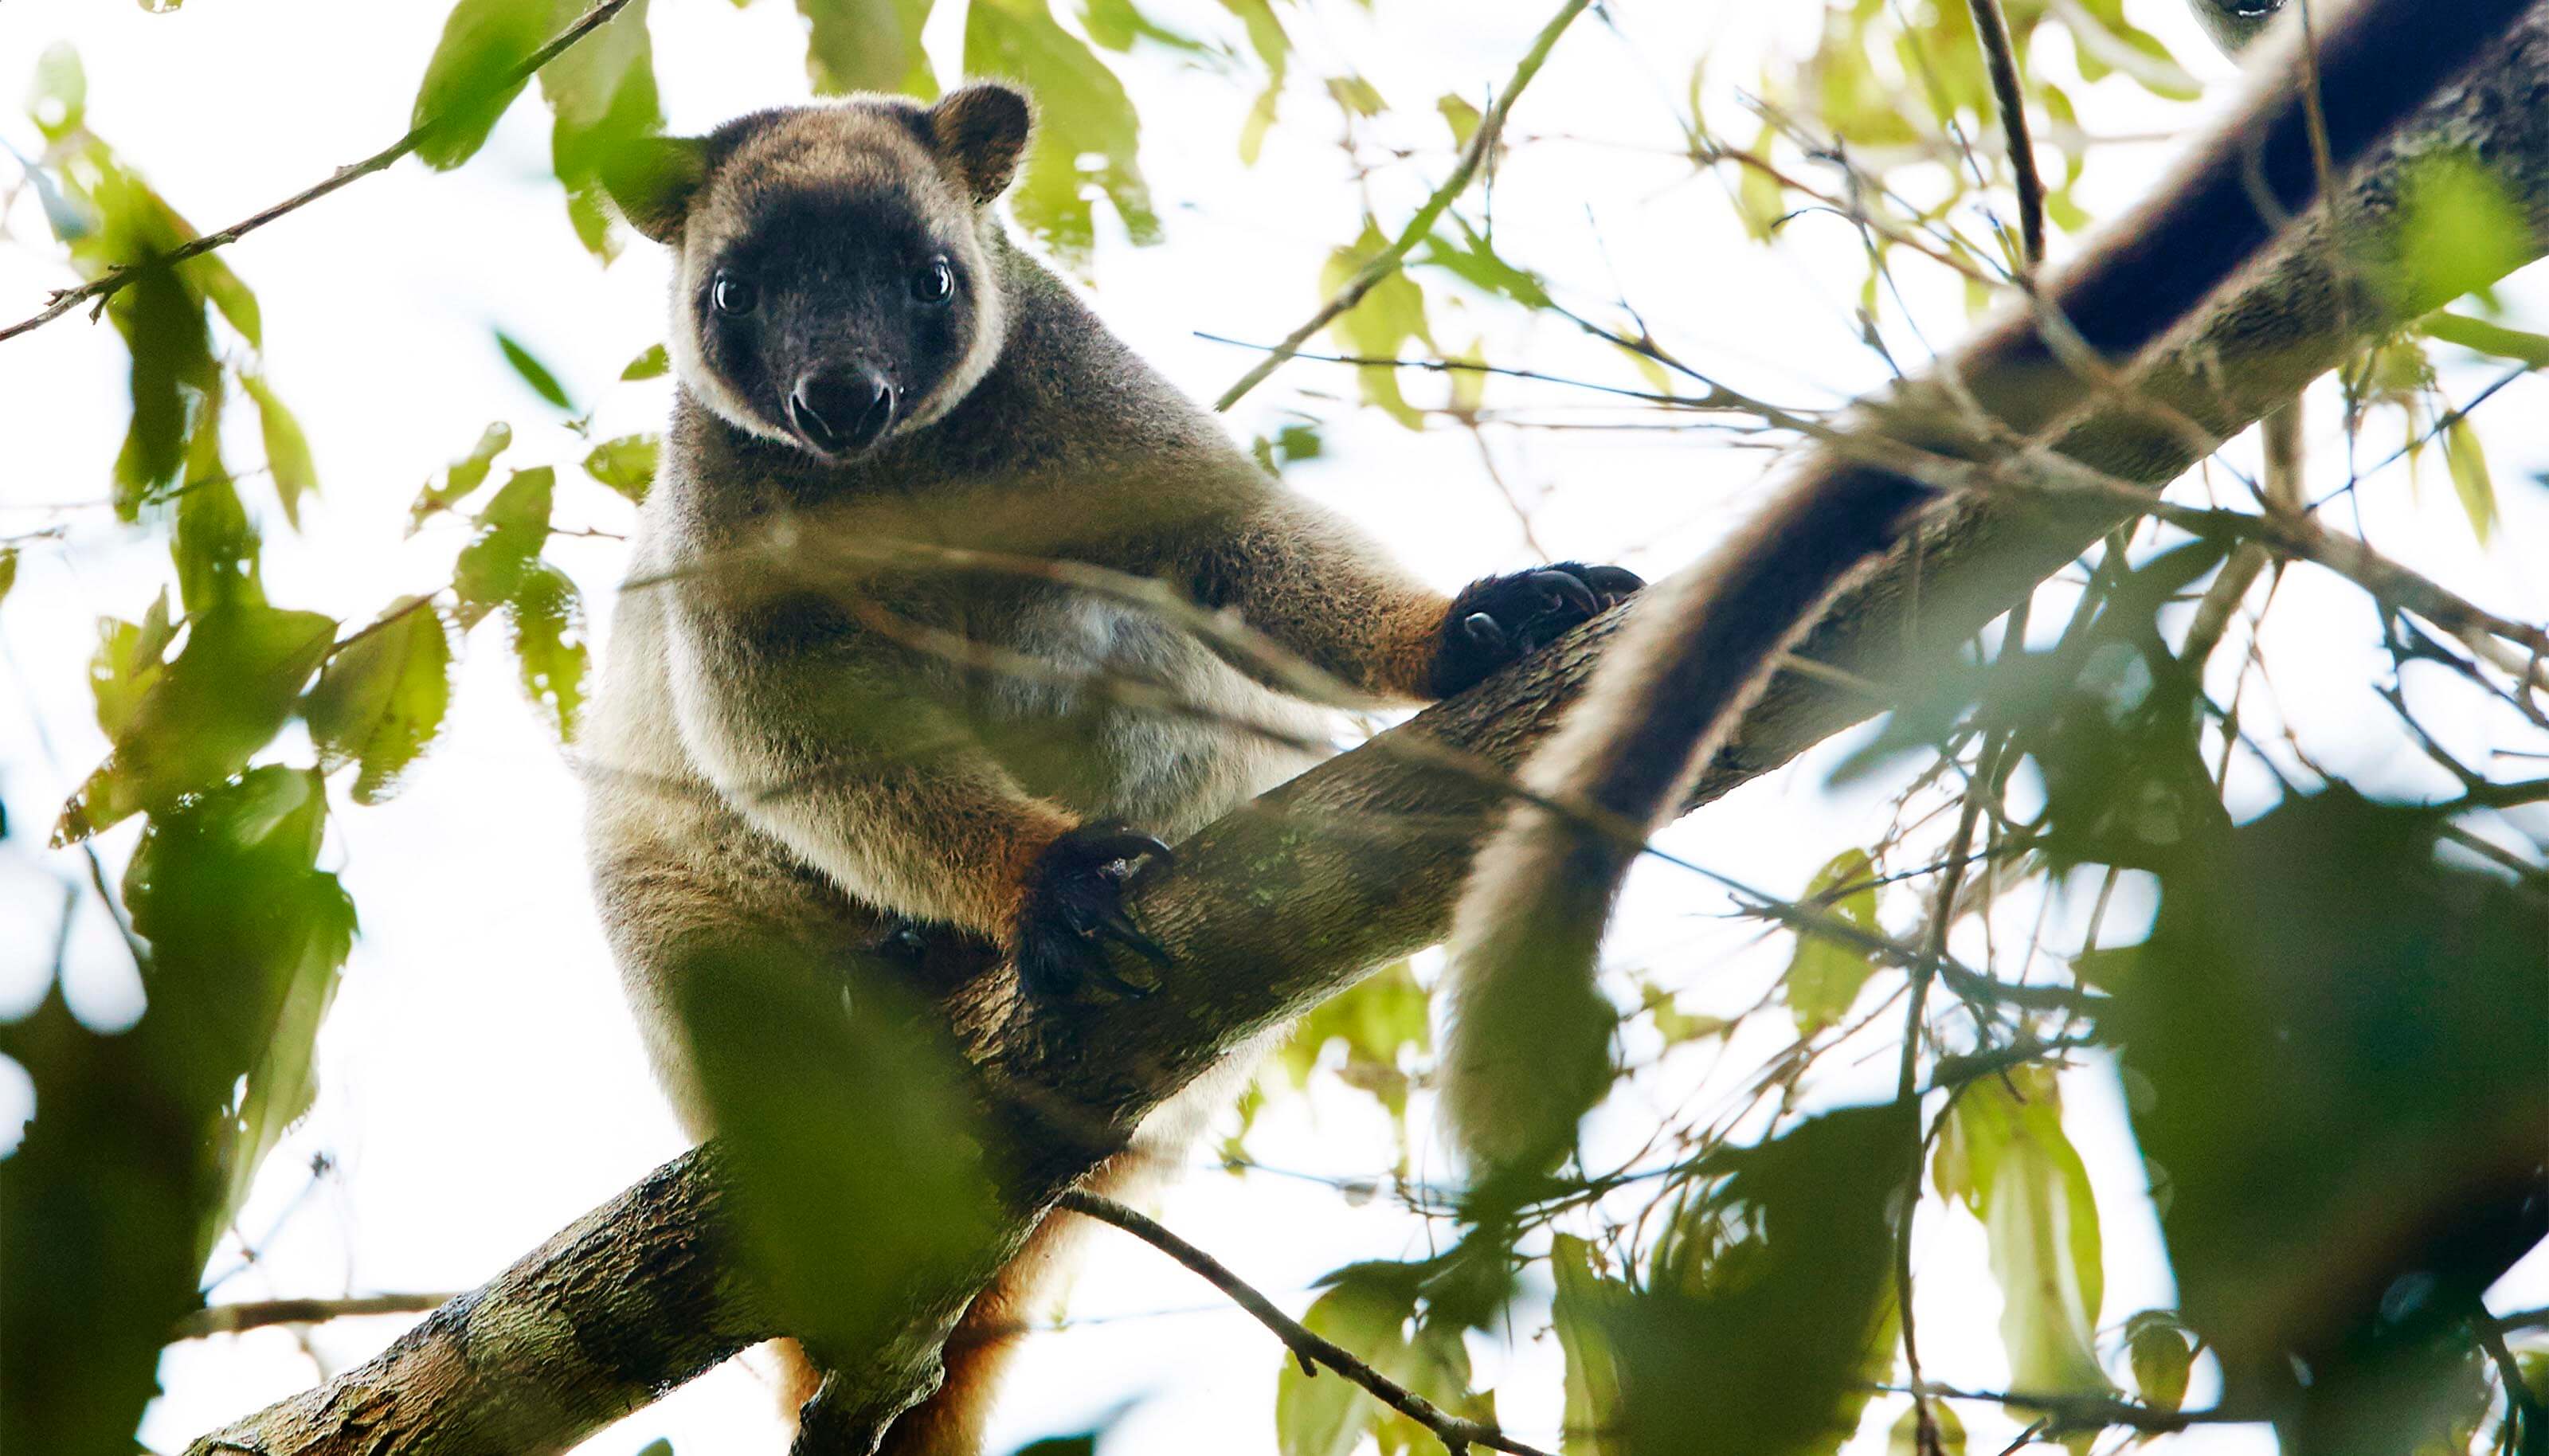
[2124,1311,2191,1414]
[452,465,556,626]
[506,563,588,743]
[0,546,17,614]
[89,590,175,739]
[2419,311,2549,369]
[410,421,514,534]
[56,602,337,843]
[582,432,660,501]
[634,1442,675,1456]
[1274,959,1427,1122]
[1325,75,1385,117]
[538,0,663,260]
[241,371,318,527]
[1786,847,1881,1035]
[964,0,1158,270]
[495,329,577,412]
[1933,1067,2112,1411]
[1889,1401,1965,1456]
[1551,1235,1628,1456]
[798,0,938,98]
[1226,0,1288,164]
[411,0,554,170]
[1436,92,1482,150]
[2441,416,2499,544]
[119,765,358,1263]
[2394,152,2533,307]
[1321,221,1433,429]
[621,342,670,380]
[303,598,456,804]
[29,42,87,142]
[1276,1269,1416,1456]
[112,256,217,509]
[1639,982,1731,1045]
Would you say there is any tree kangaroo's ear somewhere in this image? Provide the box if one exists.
[601,135,710,245]
[927,83,1033,205]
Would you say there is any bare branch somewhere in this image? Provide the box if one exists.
[171,1294,457,1342]
[1058,1192,1555,1456]
[1212,0,1589,412]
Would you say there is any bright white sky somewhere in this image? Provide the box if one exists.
[2,2,2544,1454]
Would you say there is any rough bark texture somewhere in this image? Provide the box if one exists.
[186,8,2549,1452]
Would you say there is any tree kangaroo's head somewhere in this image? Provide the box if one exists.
[603,85,1032,462]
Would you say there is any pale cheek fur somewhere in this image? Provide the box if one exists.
[668,248,796,447]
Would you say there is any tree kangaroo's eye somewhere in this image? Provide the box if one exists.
[912,257,955,304]
[711,272,758,316]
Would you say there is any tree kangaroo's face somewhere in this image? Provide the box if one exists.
[605,86,1033,463]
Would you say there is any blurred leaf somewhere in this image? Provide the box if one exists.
[965,0,1158,269]
[2441,416,2499,544]
[2394,152,2534,309]
[634,1442,675,1456]
[583,431,660,501]
[1889,1401,1965,1456]
[1623,1105,1910,1456]
[495,329,578,412]
[452,465,556,625]
[2419,311,2549,369]
[1372,1315,1493,1456]
[799,0,937,98]
[1229,0,1288,164]
[409,421,514,534]
[5,766,349,1454]
[2112,789,2549,1441]
[1082,0,1208,54]
[0,546,16,613]
[506,563,588,743]
[1734,121,1784,241]
[1437,92,1482,150]
[412,0,553,170]
[1005,1437,1097,1456]
[122,767,357,1262]
[1552,1235,1628,1456]
[171,464,264,615]
[1322,221,1432,429]
[621,342,670,379]
[111,256,216,510]
[538,0,662,260]
[1933,1067,2113,1413]
[241,371,318,527]
[90,590,175,739]
[29,42,87,142]
[1277,1266,1416,1456]
[1325,75,1385,117]
[1418,217,1552,311]
[304,597,456,803]
[56,601,335,843]
[2124,1310,2192,1414]
[1275,959,1427,1105]
[1639,983,1730,1045]
[674,936,1000,1357]
[1786,848,1880,1035]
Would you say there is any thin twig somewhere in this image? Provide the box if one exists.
[171,1294,457,1342]
[0,0,639,346]
[1964,0,2046,266]
[1212,0,1590,411]
[1059,1191,1555,1456]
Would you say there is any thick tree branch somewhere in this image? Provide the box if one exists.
[186,6,2549,1451]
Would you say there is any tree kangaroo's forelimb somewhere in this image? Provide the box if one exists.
[1436,0,2549,1173]
[182,3,2549,1449]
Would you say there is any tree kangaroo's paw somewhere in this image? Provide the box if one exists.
[1427,562,1645,697]
[1014,822,1174,1001]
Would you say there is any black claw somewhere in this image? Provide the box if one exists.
[1531,568,1599,616]
[1427,562,1647,698]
